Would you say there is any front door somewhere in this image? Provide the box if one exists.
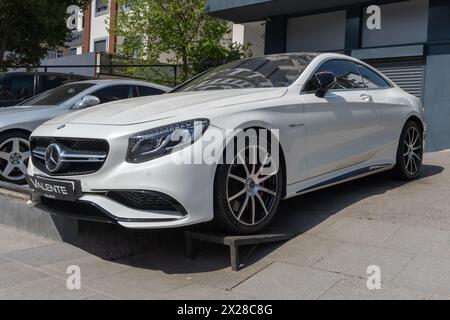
[303,59,384,179]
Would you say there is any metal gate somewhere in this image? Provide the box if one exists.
[366,58,425,99]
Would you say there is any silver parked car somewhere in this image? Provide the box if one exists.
[0,79,170,184]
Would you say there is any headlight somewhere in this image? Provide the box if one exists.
[126,119,210,163]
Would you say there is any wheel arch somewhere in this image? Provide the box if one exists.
[405,115,424,133]
[213,125,288,199]
[0,128,32,139]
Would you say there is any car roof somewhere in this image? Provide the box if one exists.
[0,71,91,78]
[65,79,172,91]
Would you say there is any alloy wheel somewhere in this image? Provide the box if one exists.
[0,138,30,181]
[402,126,422,176]
[226,145,279,226]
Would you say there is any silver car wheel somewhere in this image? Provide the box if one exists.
[402,127,422,176]
[226,145,279,226]
[0,138,30,181]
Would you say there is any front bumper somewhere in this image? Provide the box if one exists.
[28,123,224,229]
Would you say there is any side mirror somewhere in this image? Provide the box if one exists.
[314,72,337,98]
[73,95,100,110]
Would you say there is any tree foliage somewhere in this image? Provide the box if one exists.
[0,0,90,71]
[112,0,251,82]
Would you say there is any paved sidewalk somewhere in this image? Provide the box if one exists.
[0,151,449,299]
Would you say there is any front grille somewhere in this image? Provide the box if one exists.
[107,191,186,214]
[40,197,116,223]
[31,137,109,176]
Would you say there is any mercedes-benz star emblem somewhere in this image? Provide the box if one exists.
[57,124,66,130]
[45,143,64,173]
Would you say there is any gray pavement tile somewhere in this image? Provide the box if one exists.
[39,255,131,281]
[85,294,115,300]
[382,225,450,257]
[313,242,412,281]
[3,243,88,267]
[319,277,445,300]
[87,268,192,299]
[267,234,342,267]
[0,276,98,300]
[0,261,50,289]
[409,208,450,232]
[176,259,273,291]
[0,226,52,254]
[116,243,273,290]
[300,214,345,236]
[316,217,402,245]
[0,256,9,266]
[162,283,251,300]
[232,262,342,300]
[392,254,450,297]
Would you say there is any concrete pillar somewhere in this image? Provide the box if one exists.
[264,15,287,54]
[345,6,362,54]
[424,0,450,151]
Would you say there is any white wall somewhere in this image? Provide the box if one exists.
[232,24,245,45]
[232,21,265,56]
[89,0,111,52]
[286,11,346,52]
[362,0,429,48]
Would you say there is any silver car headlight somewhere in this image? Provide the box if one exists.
[126,119,210,163]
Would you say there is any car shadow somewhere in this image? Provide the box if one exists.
[67,164,444,274]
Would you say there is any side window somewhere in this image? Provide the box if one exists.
[41,75,71,92]
[91,85,132,104]
[0,75,35,101]
[357,65,391,89]
[136,86,165,97]
[305,60,364,92]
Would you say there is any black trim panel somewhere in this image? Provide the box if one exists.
[36,196,182,224]
[105,190,188,217]
[296,164,391,194]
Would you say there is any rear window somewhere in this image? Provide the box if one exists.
[357,65,392,88]
[22,83,95,106]
[137,86,166,96]
[0,75,35,101]
[40,74,71,92]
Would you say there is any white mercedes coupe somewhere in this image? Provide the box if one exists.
[27,53,426,234]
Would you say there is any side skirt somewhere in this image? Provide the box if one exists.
[294,163,394,196]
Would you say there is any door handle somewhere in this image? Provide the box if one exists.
[360,94,373,102]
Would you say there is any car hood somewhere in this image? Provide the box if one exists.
[0,105,57,116]
[45,88,287,126]
[0,105,60,128]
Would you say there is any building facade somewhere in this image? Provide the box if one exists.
[207,0,450,152]
[65,0,119,55]
[64,0,263,56]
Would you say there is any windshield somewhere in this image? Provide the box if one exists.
[172,53,318,93]
[21,83,95,106]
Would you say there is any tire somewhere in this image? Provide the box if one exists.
[213,138,283,234]
[392,121,423,180]
[0,131,31,185]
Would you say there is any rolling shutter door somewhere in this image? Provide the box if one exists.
[366,58,425,99]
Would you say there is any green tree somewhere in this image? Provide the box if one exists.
[112,0,251,83]
[0,0,90,71]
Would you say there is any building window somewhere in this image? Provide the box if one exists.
[94,39,107,53]
[69,48,78,56]
[46,50,64,60]
[95,0,108,14]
